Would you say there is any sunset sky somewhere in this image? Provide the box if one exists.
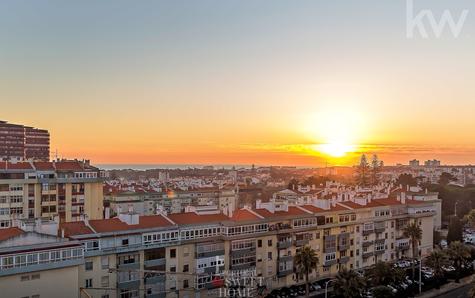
[2,0,475,166]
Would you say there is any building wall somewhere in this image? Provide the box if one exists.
[1,266,79,298]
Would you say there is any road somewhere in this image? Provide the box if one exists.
[434,284,472,298]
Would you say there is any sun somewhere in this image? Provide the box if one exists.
[314,142,356,158]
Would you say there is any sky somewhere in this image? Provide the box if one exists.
[1,0,475,166]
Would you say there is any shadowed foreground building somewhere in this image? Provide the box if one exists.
[0,192,438,298]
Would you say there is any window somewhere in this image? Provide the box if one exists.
[183,264,189,272]
[85,261,93,271]
[101,276,109,287]
[183,279,189,288]
[170,266,176,272]
[257,240,262,247]
[20,275,30,282]
[121,239,129,246]
[31,274,40,280]
[267,239,272,247]
[267,252,272,261]
[101,256,109,269]
[170,249,176,258]
[85,279,93,288]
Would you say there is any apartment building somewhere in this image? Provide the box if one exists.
[105,187,237,217]
[0,226,84,298]
[0,160,105,228]
[0,120,50,161]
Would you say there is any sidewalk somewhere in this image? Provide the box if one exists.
[417,275,474,298]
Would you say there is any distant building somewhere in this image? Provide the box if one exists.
[0,120,50,161]
[424,159,441,167]
[0,160,105,228]
[409,159,420,167]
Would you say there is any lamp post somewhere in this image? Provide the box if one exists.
[325,279,336,298]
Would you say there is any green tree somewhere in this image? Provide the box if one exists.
[368,261,393,286]
[464,209,475,228]
[426,249,450,288]
[294,246,318,298]
[370,154,383,185]
[447,215,463,244]
[333,269,366,298]
[288,178,299,190]
[448,241,470,283]
[356,154,370,186]
[371,286,395,298]
[396,173,417,188]
[404,221,422,280]
[439,172,457,186]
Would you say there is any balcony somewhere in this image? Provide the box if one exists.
[362,229,374,236]
[339,256,350,263]
[338,243,349,251]
[324,259,337,267]
[295,239,310,247]
[145,275,166,284]
[277,268,293,277]
[277,240,293,249]
[362,252,374,259]
[231,262,256,271]
[374,239,385,245]
[204,265,225,274]
[144,258,166,267]
[117,262,140,270]
[375,227,385,234]
[230,247,256,256]
[362,240,373,247]
[279,255,293,262]
[374,249,385,255]
[196,249,225,259]
[117,279,140,290]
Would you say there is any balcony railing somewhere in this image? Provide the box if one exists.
[277,240,293,249]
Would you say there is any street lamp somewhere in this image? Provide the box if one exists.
[325,279,336,298]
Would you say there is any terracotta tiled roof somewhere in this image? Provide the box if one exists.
[301,205,326,213]
[167,212,229,225]
[88,215,173,233]
[33,161,55,171]
[231,209,261,221]
[0,162,33,170]
[253,209,278,218]
[54,161,84,171]
[0,227,24,241]
[59,222,94,237]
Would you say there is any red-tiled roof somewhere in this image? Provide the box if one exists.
[253,209,278,218]
[339,201,366,209]
[302,205,326,213]
[34,161,55,171]
[0,162,33,170]
[231,209,261,221]
[329,204,351,211]
[88,215,173,233]
[59,222,94,237]
[0,227,24,241]
[54,161,84,171]
[167,212,229,225]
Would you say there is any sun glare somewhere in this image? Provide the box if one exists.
[315,143,356,158]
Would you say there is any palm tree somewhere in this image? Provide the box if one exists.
[404,221,422,280]
[294,246,318,297]
[448,241,470,283]
[333,268,366,298]
[426,249,450,288]
[371,285,395,298]
[368,261,393,286]
[469,280,475,298]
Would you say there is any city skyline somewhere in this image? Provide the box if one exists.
[2,0,475,166]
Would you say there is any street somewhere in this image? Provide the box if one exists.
[434,284,472,298]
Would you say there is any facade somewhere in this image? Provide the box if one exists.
[105,187,238,217]
[0,160,105,228]
[0,120,50,161]
[0,193,437,298]
[0,227,83,298]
